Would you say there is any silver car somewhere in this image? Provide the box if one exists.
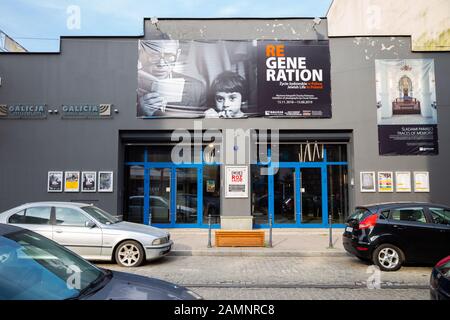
[0,202,173,267]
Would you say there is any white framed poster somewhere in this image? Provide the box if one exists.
[395,171,411,192]
[64,171,80,192]
[81,171,97,192]
[98,171,113,192]
[414,171,430,192]
[378,171,394,193]
[360,171,376,192]
[225,166,248,198]
[47,171,63,192]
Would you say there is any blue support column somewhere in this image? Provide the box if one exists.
[170,167,177,227]
[321,164,329,227]
[268,165,274,226]
[197,166,203,226]
[144,167,150,225]
[295,167,301,226]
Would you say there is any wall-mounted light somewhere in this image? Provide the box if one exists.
[114,109,119,114]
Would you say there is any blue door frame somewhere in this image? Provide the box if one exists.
[125,149,220,229]
[253,148,347,228]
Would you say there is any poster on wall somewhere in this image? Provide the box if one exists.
[98,171,113,192]
[395,171,412,192]
[47,171,63,192]
[137,40,258,118]
[378,171,394,192]
[257,40,332,118]
[360,171,376,192]
[225,166,249,198]
[375,59,438,155]
[81,171,97,192]
[414,171,430,192]
[64,171,80,192]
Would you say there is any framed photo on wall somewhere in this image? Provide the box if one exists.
[81,171,97,192]
[414,171,430,192]
[47,171,63,192]
[98,171,113,192]
[395,171,411,192]
[64,171,80,192]
[378,171,393,192]
[360,171,376,192]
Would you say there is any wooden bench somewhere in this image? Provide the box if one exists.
[215,230,265,247]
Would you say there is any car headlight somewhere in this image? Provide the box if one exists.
[186,290,203,300]
[152,237,169,245]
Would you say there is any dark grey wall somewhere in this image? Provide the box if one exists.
[0,18,448,218]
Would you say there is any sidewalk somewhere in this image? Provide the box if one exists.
[165,228,348,257]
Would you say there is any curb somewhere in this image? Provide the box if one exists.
[169,250,348,257]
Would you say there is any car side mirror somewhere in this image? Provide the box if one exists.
[85,221,96,228]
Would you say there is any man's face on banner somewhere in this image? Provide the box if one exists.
[215,92,242,117]
[145,41,180,79]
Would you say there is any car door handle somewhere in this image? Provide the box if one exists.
[55,230,63,233]
[392,225,406,230]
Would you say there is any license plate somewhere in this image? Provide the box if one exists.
[345,226,353,233]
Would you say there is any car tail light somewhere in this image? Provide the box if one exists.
[435,256,450,268]
[359,214,378,230]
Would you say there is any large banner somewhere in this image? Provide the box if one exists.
[137,40,257,118]
[375,59,438,155]
[137,40,331,118]
[257,40,332,117]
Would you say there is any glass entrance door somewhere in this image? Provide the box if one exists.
[300,168,323,224]
[149,168,171,224]
[273,167,297,224]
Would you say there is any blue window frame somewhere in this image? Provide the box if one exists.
[253,147,348,228]
[125,146,221,229]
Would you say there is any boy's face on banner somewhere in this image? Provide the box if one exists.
[215,92,242,117]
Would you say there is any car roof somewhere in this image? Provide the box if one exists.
[23,201,92,208]
[357,202,449,211]
[0,223,23,236]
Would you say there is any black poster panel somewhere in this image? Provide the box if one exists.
[257,40,332,118]
[378,125,438,155]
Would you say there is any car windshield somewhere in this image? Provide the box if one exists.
[0,229,105,300]
[81,206,120,225]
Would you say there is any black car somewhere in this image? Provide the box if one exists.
[343,202,450,271]
[430,256,450,300]
[0,223,202,300]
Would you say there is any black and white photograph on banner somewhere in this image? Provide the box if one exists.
[47,171,63,192]
[98,171,113,192]
[81,171,97,192]
[375,59,439,155]
[137,40,257,118]
[360,171,376,192]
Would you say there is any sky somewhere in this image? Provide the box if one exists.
[0,0,332,52]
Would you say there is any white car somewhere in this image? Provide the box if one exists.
[0,202,173,267]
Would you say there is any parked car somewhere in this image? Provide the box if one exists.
[343,202,450,271]
[430,255,450,300]
[0,202,173,267]
[0,223,202,300]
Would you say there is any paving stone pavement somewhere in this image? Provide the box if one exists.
[98,255,432,299]
[190,288,429,300]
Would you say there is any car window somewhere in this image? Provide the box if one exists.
[429,207,450,225]
[389,207,427,223]
[347,208,373,222]
[55,207,90,227]
[10,207,52,225]
[8,210,26,224]
[151,198,166,207]
[0,230,104,300]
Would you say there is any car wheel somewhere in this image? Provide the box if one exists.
[115,240,145,267]
[372,244,404,272]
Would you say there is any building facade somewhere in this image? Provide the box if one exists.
[0,15,449,229]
